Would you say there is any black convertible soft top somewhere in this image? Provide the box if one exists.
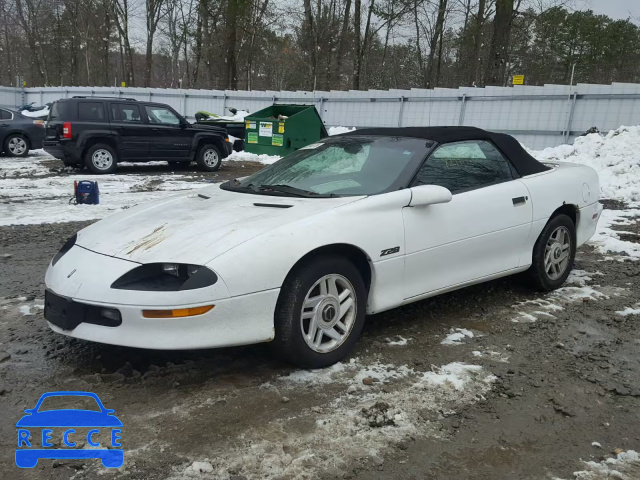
[339,126,549,177]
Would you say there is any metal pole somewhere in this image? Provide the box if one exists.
[458,94,467,126]
[222,93,226,114]
[564,91,578,143]
[397,97,405,127]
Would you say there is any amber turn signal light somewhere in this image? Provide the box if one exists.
[142,305,214,318]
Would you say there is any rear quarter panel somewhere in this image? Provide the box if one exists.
[520,161,600,262]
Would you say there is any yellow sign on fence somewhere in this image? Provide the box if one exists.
[512,75,524,85]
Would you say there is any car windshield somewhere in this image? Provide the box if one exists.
[222,136,432,197]
[38,395,101,412]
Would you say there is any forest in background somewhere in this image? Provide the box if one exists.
[0,0,639,91]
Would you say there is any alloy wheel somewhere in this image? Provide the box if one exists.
[300,274,357,353]
[8,137,27,156]
[544,226,571,280]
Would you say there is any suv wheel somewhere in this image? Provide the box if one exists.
[196,144,221,172]
[4,134,29,157]
[85,144,117,174]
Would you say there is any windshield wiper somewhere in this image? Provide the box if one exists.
[258,184,335,198]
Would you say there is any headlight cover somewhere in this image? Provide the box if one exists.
[52,233,77,266]
[111,263,218,291]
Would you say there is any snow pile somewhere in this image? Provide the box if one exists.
[560,450,640,480]
[441,328,474,345]
[224,150,280,165]
[328,126,356,136]
[174,360,495,480]
[532,126,640,205]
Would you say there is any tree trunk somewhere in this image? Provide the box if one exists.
[425,0,447,88]
[468,0,485,86]
[222,0,239,89]
[352,0,361,89]
[488,0,514,85]
[333,0,351,89]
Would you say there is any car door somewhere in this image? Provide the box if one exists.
[144,105,192,160]
[402,140,532,300]
[0,108,12,147]
[109,103,151,161]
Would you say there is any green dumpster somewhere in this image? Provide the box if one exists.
[244,104,327,156]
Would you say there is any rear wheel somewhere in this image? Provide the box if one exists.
[272,255,367,368]
[4,134,29,157]
[85,143,117,174]
[196,144,221,171]
[528,214,576,291]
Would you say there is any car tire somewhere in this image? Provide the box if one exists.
[85,143,117,174]
[4,134,29,157]
[196,144,222,171]
[528,214,576,291]
[272,255,367,368]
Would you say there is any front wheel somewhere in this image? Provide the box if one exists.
[196,144,221,172]
[528,214,576,291]
[4,134,29,157]
[84,143,117,174]
[272,255,367,368]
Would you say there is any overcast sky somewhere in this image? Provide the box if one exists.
[584,0,638,20]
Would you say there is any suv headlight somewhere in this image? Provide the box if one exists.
[111,263,218,291]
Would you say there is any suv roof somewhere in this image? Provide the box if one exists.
[69,96,138,101]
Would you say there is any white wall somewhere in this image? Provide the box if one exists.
[3,83,640,149]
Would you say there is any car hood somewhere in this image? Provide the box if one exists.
[75,185,363,265]
[16,410,123,427]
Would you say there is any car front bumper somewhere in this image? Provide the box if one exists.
[45,288,278,349]
[44,245,277,349]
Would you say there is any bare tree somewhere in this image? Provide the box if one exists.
[112,0,135,86]
[145,0,166,86]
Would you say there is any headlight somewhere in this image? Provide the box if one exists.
[52,234,77,266]
[111,263,217,291]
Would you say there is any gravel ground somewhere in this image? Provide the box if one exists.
[1,157,639,480]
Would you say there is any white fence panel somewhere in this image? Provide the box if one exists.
[2,83,640,149]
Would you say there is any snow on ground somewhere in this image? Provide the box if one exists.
[615,304,640,316]
[440,328,474,345]
[0,155,202,226]
[554,450,640,480]
[170,359,495,479]
[224,150,281,165]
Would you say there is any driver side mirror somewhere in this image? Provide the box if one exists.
[180,118,189,128]
[408,185,452,207]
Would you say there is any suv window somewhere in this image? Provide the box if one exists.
[412,140,513,194]
[111,103,143,123]
[78,102,106,121]
[0,109,11,120]
[145,106,181,126]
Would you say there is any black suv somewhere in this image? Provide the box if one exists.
[44,97,232,173]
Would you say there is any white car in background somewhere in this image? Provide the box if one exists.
[44,127,602,368]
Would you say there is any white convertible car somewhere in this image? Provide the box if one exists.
[44,127,602,367]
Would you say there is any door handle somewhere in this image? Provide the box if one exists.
[0,124,8,128]
[512,196,528,205]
